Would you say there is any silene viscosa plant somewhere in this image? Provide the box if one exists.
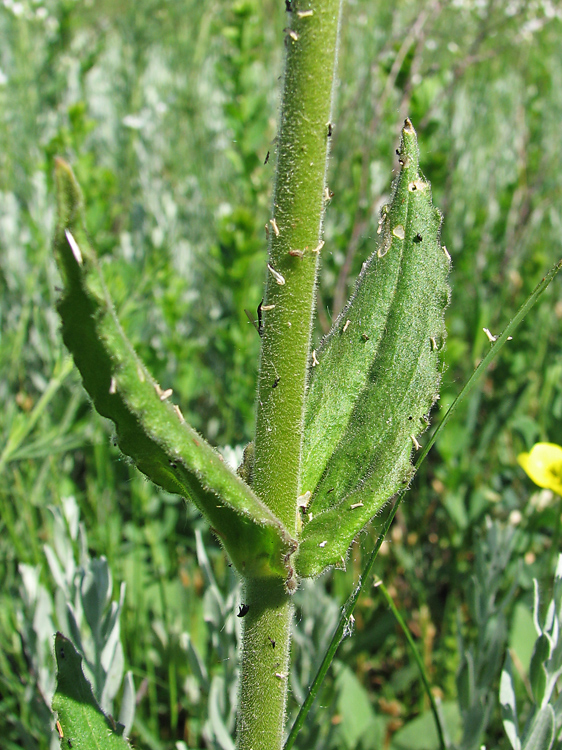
[47,2,561,749]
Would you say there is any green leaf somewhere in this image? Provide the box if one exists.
[332,663,383,750]
[521,706,555,750]
[52,632,130,749]
[500,653,521,750]
[456,651,475,712]
[297,119,450,577]
[390,702,461,750]
[509,602,537,675]
[529,634,551,706]
[53,159,295,580]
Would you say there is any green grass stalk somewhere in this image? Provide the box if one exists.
[377,581,446,750]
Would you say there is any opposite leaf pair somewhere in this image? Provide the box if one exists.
[53,119,450,586]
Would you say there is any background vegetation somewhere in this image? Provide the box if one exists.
[1,0,561,748]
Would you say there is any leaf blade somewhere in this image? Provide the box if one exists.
[52,633,130,750]
[298,120,450,577]
[53,159,295,580]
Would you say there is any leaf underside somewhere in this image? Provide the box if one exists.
[53,159,295,580]
[297,119,451,578]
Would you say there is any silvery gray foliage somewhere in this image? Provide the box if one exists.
[289,578,343,749]
[17,495,134,738]
[291,578,340,709]
[192,528,241,750]
[453,520,518,750]
[16,563,59,750]
[501,554,562,750]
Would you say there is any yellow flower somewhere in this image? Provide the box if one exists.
[518,443,562,496]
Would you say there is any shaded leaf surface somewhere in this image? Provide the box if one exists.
[297,120,450,577]
[521,706,555,750]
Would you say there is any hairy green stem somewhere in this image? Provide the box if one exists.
[237,579,293,750]
[237,1,343,748]
[253,0,342,529]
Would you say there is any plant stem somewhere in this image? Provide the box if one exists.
[237,1,343,748]
[237,578,293,750]
[253,0,342,531]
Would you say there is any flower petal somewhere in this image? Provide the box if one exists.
[517,443,562,495]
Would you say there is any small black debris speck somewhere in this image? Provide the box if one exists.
[264,150,270,165]
[238,604,250,618]
[257,299,264,337]
[413,233,423,243]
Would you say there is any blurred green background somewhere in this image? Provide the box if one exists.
[1,0,561,748]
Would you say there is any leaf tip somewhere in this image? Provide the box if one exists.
[396,118,420,176]
[403,117,415,135]
[54,158,84,230]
